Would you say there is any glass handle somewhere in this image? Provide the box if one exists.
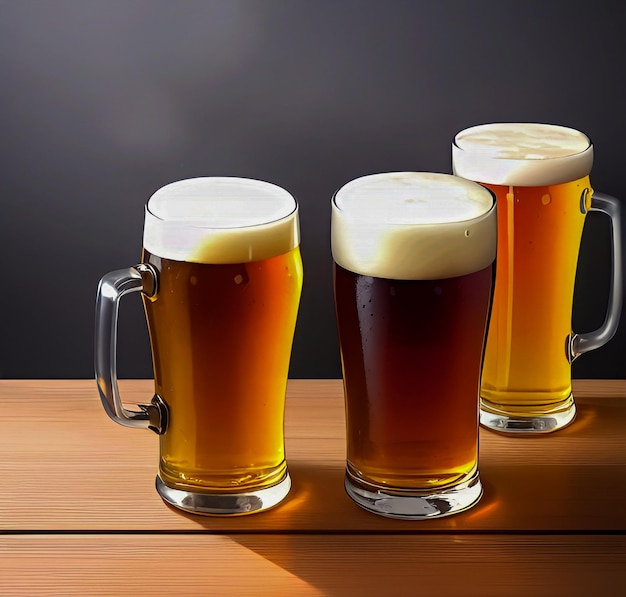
[569,192,623,362]
[94,263,168,434]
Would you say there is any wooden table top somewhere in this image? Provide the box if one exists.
[1,379,625,595]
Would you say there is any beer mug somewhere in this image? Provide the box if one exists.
[332,172,496,518]
[453,123,623,433]
[95,177,303,515]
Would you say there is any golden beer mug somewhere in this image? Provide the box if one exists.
[332,172,496,518]
[95,177,303,515]
[453,123,622,433]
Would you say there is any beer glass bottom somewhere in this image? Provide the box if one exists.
[155,471,291,516]
[480,395,576,434]
[344,469,482,519]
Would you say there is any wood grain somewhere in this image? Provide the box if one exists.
[1,534,624,596]
[1,380,625,532]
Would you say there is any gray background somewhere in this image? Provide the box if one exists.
[1,0,624,380]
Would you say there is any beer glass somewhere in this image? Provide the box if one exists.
[332,172,496,518]
[95,177,303,515]
[453,123,622,433]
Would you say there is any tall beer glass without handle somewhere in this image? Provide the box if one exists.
[95,177,303,515]
[453,123,622,433]
[332,172,497,518]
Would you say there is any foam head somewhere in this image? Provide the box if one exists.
[143,177,299,263]
[453,123,593,186]
[331,172,496,280]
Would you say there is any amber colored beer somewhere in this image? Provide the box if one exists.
[479,178,589,413]
[94,176,302,515]
[335,262,493,490]
[142,246,302,493]
[138,177,302,503]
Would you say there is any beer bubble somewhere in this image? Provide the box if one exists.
[190,275,198,286]
[434,286,442,296]
[464,229,470,237]
[541,194,551,205]
[234,274,244,285]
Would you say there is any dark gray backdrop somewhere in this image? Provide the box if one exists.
[1,0,624,380]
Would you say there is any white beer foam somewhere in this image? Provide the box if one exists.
[143,177,299,263]
[453,123,593,186]
[331,172,496,280]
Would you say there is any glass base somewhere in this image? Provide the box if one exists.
[156,471,291,516]
[480,395,576,434]
[344,469,482,519]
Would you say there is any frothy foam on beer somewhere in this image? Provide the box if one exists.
[331,172,496,280]
[143,177,299,263]
[453,123,593,186]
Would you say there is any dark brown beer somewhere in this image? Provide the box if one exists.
[335,263,493,490]
[143,246,303,493]
[332,172,495,517]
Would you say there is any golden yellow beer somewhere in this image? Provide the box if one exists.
[479,178,588,413]
[142,177,302,505]
[452,122,618,432]
[143,247,302,493]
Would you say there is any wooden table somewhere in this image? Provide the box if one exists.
[1,380,625,595]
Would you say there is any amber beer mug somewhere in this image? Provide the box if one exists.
[95,177,302,515]
[332,172,496,518]
[453,123,623,433]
